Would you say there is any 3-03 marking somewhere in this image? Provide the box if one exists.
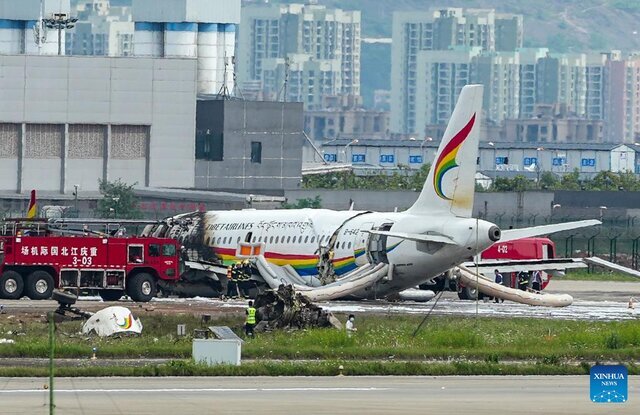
[72,256,93,266]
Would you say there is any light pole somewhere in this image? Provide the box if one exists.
[599,205,608,223]
[550,203,561,223]
[536,147,544,187]
[112,197,120,219]
[342,139,358,163]
[44,13,78,56]
[488,141,496,184]
[420,137,433,160]
[72,184,79,217]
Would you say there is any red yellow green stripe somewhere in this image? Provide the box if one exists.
[433,114,476,200]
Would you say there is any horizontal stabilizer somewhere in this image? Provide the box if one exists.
[583,256,640,279]
[500,220,601,242]
[365,230,455,245]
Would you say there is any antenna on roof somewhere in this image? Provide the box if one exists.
[231,55,245,100]
[216,53,231,100]
[277,56,291,103]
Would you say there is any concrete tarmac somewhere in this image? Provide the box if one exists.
[0,376,637,415]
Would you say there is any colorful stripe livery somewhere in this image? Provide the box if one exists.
[117,313,133,330]
[432,114,476,200]
[215,248,319,276]
[214,242,403,277]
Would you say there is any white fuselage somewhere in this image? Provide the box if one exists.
[179,207,497,298]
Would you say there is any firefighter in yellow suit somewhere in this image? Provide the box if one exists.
[245,300,257,337]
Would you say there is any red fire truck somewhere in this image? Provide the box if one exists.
[0,220,181,302]
[480,237,556,290]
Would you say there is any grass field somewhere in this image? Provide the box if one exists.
[1,313,640,363]
[562,270,639,282]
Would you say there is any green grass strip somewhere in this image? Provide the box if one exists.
[1,360,638,377]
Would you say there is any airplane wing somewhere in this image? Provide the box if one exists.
[462,258,587,274]
[365,230,455,245]
[499,220,601,242]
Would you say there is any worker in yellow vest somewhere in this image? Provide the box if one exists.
[245,300,257,337]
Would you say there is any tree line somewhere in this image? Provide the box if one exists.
[303,166,640,192]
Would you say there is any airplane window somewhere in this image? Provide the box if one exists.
[223,237,228,244]
[311,236,316,243]
[348,242,352,249]
[270,236,274,244]
[287,236,291,243]
[252,236,256,243]
[258,236,262,242]
[216,237,221,245]
[275,236,280,244]
[304,236,309,244]
[237,236,241,243]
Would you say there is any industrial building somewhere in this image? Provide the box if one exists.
[0,0,305,210]
[0,54,198,193]
[320,139,638,175]
[195,99,304,193]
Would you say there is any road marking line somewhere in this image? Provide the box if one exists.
[0,387,390,394]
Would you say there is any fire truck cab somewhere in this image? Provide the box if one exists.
[0,220,181,302]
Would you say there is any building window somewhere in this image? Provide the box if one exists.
[195,130,223,161]
[251,142,262,163]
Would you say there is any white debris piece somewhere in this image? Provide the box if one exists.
[81,306,143,337]
[0,338,15,344]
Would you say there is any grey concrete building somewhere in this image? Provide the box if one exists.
[0,54,197,194]
[195,99,304,192]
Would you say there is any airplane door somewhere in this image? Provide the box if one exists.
[354,222,374,266]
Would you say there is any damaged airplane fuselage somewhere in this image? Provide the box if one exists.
[147,85,596,301]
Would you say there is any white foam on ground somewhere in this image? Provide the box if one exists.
[321,299,640,321]
[73,296,640,321]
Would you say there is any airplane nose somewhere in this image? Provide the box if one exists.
[488,226,501,242]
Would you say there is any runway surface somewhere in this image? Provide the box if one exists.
[0,376,637,415]
[1,280,639,321]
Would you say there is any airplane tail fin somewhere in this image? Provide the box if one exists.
[407,84,483,217]
[26,190,37,219]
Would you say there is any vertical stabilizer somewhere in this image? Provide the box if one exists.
[407,84,483,217]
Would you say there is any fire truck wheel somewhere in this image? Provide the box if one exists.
[25,270,55,300]
[0,271,24,300]
[127,273,156,302]
[99,290,123,302]
[464,286,479,300]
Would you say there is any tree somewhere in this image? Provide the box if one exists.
[96,179,142,219]
[559,169,581,191]
[539,171,559,190]
[589,171,620,191]
[283,196,322,209]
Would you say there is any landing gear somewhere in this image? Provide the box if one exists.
[99,290,123,302]
[458,285,480,300]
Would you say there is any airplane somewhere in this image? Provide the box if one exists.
[145,84,599,302]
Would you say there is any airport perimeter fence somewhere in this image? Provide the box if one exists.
[487,213,640,270]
